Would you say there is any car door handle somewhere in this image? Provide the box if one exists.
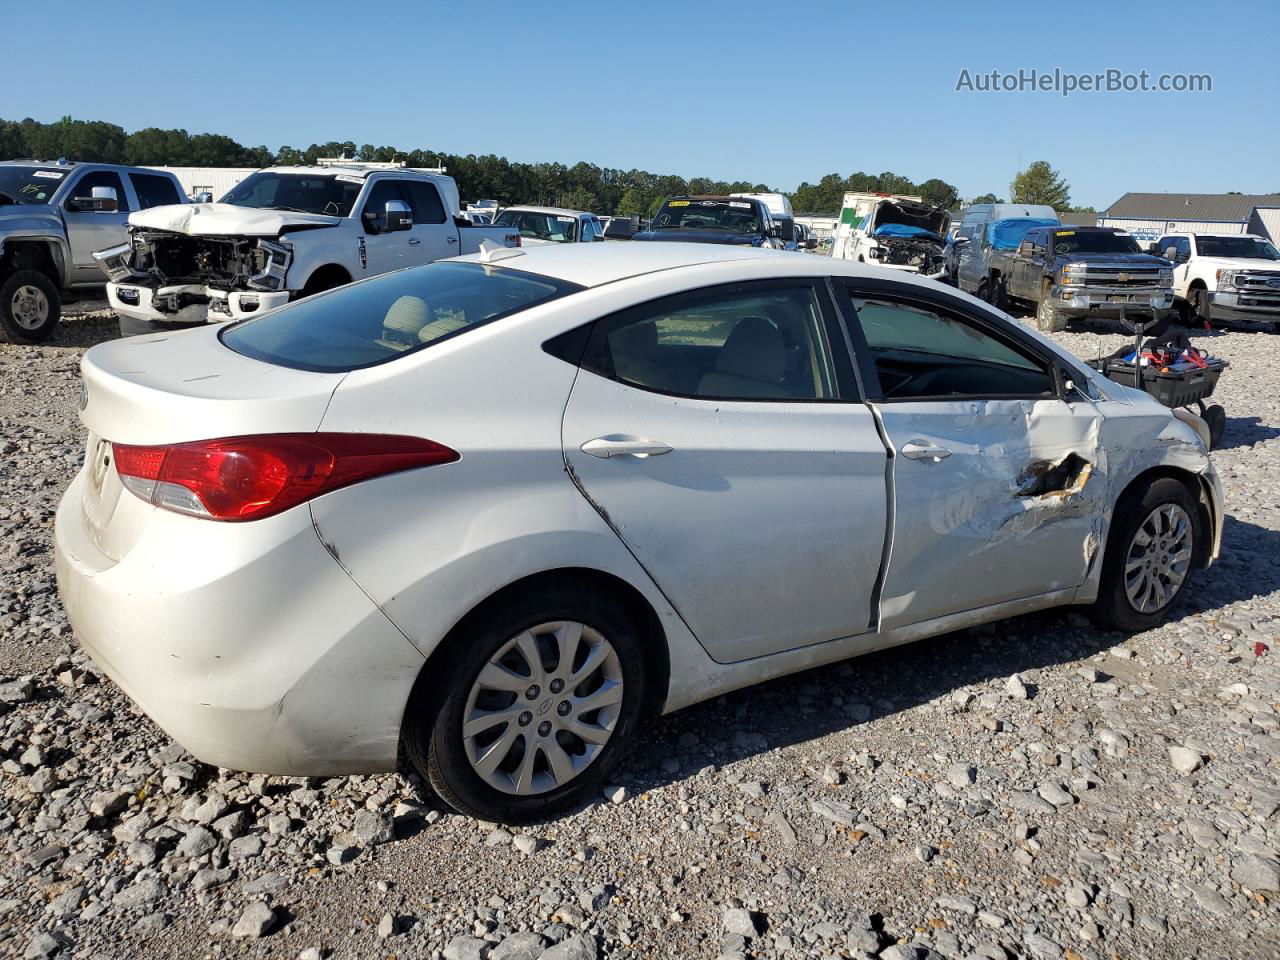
[408,238,421,246]
[581,436,673,459]
[446,236,457,244]
[900,440,952,461]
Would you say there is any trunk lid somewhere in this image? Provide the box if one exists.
[76,325,344,560]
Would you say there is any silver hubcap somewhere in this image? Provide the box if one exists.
[1124,503,1193,614]
[463,621,623,796]
[11,285,50,329]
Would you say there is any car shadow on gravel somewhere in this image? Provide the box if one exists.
[1216,415,1280,450]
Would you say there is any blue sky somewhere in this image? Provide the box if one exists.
[1,0,1275,208]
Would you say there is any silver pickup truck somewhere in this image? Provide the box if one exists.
[0,160,185,342]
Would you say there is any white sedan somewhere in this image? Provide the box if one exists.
[55,243,1223,823]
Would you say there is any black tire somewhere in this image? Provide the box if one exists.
[0,270,61,343]
[403,581,649,824]
[989,276,1009,311]
[1092,477,1201,632]
[976,279,990,304]
[1119,312,1171,338]
[118,314,205,337]
[1189,287,1210,326]
[1201,404,1226,449]
[1034,280,1067,332]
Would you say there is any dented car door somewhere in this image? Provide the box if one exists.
[837,283,1104,630]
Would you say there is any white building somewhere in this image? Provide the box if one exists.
[144,166,258,199]
[1098,193,1280,246]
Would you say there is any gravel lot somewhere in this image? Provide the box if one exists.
[2,304,1278,960]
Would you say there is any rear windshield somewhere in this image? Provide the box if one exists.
[221,261,582,372]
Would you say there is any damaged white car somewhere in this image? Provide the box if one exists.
[93,163,518,336]
[55,245,1222,823]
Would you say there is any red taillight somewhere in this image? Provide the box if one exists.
[112,433,459,521]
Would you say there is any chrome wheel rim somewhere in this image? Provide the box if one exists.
[463,621,623,796]
[1124,503,1193,614]
[11,285,50,330]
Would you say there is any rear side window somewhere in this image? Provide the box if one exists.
[582,284,843,401]
[221,261,582,372]
[129,173,182,209]
[403,180,447,224]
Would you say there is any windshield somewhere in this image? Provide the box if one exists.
[1196,236,1280,260]
[988,218,1059,250]
[493,209,579,243]
[0,166,68,205]
[653,199,761,233]
[219,172,364,216]
[221,261,582,372]
[1049,230,1141,255]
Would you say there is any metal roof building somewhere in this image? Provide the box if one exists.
[1098,192,1280,245]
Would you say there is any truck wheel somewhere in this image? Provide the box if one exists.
[0,270,61,344]
[118,315,205,338]
[1034,280,1067,332]
[1189,288,1211,326]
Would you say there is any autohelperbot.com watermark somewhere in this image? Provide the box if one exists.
[955,67,1212,96]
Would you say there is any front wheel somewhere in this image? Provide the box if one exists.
[404,584,648,823]
[0,270,61,343]
[1034,280,1067,332]
[1092,478,1200,632]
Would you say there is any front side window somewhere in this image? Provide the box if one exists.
[68,171,131,212]
[222,261,582,372]
[847,294,1053,400]
[220,172,362,216]
[584,285,841,401]
[361,179,405,229]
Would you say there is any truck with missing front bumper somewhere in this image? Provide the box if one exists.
[999,226,1175,333]
[0,160,185,342]
[830,192,950,279]
[1150,232,1280,330]
[95,162,518,335]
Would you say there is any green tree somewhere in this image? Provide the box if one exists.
[971,193,1001,204]
[616,187,651,216]
[1010,161,1070,209]
[917,178,959,210]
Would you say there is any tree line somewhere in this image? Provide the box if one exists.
[3,115,1076,214]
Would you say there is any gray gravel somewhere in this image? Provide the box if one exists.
[2,307,1279,959]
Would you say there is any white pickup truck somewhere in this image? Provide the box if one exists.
[1150,232,1280,330]
[95,163,519,335]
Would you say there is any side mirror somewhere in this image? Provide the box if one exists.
[952,236,970,246]
[1162,246,1179,261]
[802,237,818,249]
[68,185,118,213]
[384,199,412,232]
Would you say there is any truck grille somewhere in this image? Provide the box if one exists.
[1079,267,1165,287]
[1236,271,1280,294]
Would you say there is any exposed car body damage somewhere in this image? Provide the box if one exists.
[862,199,951,278]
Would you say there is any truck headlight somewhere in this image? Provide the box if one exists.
[1061,263,1086,283]
[92,242,140,282]
[1216,269,1236,290]
[247,240,292,292]
[1159,268,1173,282]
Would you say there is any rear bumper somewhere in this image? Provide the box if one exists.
[54,468,424,775]
[1207,291,1280,322]
[1052,284,1173,317]
[107,283,290,325]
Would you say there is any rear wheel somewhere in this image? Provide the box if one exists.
[404,584,648,823]
[0,270,60,343]
[1092,478,1200,632]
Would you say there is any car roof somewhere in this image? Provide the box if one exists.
[451,242,937,289]
[261,165,447,181]
[501,205,590,217]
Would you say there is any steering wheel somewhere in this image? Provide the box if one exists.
[324,201,341,215]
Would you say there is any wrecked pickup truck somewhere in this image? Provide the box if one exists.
[998,225,1175,335]
[94,163,518,336]
[831,194,950,279]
